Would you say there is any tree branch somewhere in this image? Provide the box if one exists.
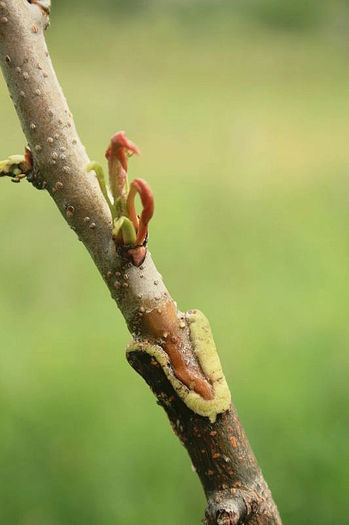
[0,2,281,523]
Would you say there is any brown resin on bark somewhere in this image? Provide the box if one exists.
[140,299,214,400]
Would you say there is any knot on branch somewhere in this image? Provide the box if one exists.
[204,490,245,525]
[204,488,282,525]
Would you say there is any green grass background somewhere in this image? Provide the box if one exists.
[1,2,349,523]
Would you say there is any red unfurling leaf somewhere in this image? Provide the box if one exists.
[105,131,140,202]
[105,131,140,171]
[126,178,154,245]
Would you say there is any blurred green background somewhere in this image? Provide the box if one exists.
[1,1,349,523]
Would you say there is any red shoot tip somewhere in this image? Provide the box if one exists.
[105,131,140,172]
[126,178,154,245]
